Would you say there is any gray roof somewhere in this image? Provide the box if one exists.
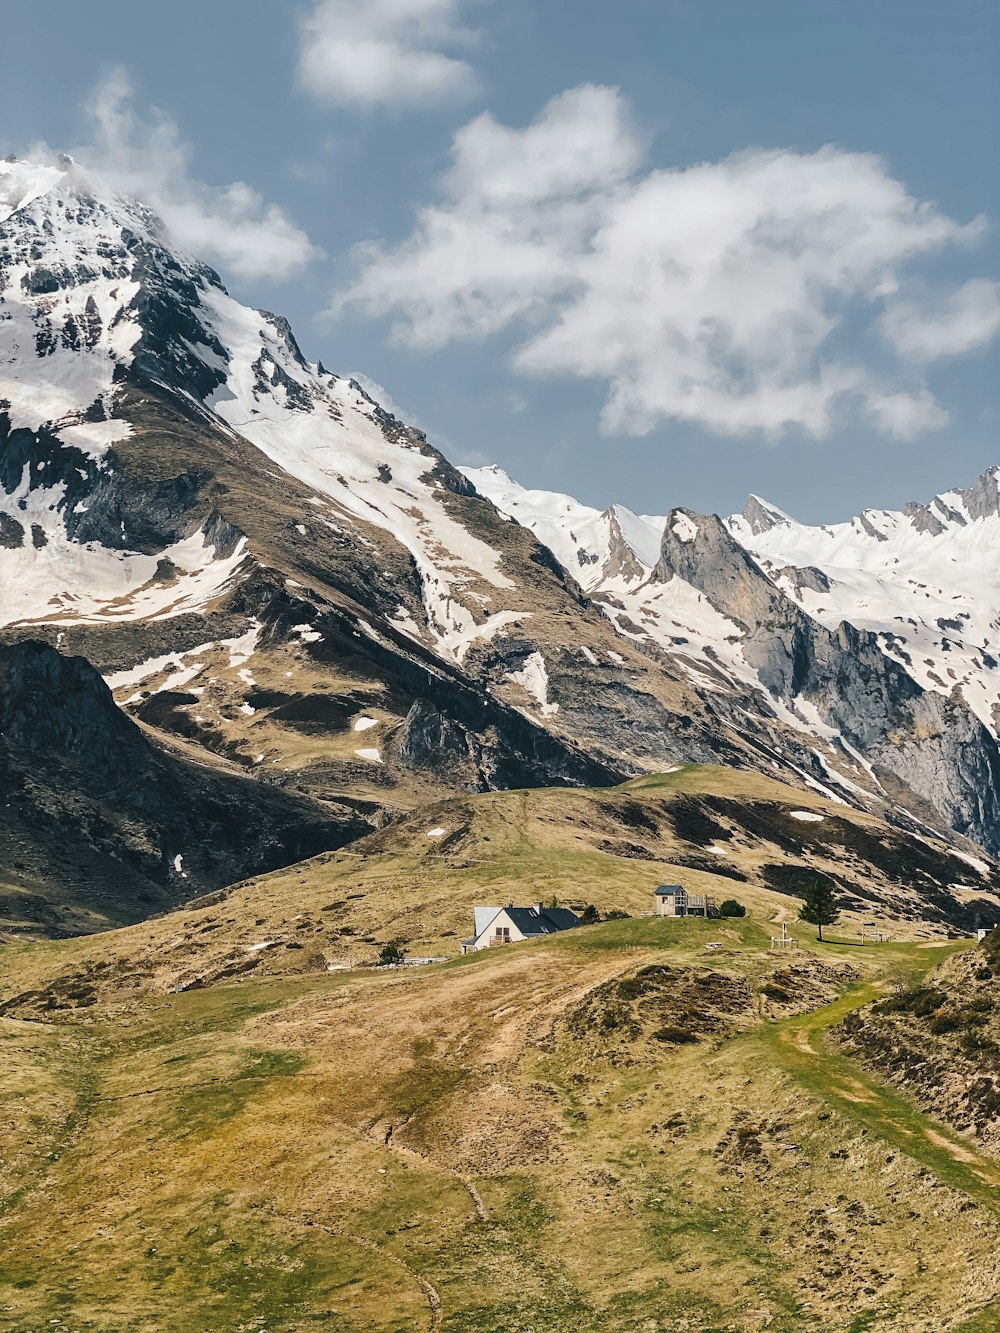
[503,906,579,936]
[474,906,502,937]
[655,884,685,896]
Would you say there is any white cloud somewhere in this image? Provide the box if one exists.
[338,85,994,439]
[339,86,639,344]
[68,69,318,282]
[880,279,1000,362]
[298,0,478,108]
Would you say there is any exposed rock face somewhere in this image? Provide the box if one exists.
[959,468,1000,522]
[654,509,1000,853]
[775,564,830,596]
[727,466,1000,744]
[0,641,369,934]
[740,494,791,535]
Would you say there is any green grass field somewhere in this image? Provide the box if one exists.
[1,914,997,1332]
[1,767,996,1330]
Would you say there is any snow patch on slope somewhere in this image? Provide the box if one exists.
[0,478,249,628]
[505,650,559,716]
[464,464,665,592]
[199,293,515,661]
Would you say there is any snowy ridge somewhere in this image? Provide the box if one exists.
[728,469,1000,733]
[0,156,521,663]
[0,158,68,224]
[472,456,1000,745]
[0,157,142,438]
[200,295,517,661]
[463,464,664,591]
[466,467,798,726]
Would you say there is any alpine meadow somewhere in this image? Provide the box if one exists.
[2,3,1000,1330]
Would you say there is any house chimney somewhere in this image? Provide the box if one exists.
[533,901,544,914]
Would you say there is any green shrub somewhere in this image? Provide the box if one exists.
[879,986,947,1017]
[718,899,746,918]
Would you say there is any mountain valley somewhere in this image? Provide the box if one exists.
[1,154,1000,1332]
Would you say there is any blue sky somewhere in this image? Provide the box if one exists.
[4,0,998,521]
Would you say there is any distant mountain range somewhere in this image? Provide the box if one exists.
[2,153,998,930]
[468,463,1000,740]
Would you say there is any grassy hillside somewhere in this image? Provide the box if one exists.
[1,918,998,1331]
[1,768,999,1328]
[835,927,1000,1157]
[3,763,991,1012]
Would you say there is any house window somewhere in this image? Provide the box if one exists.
[494,926,511,942]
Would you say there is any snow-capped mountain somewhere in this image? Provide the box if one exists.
[0,152,703,798]
[471,462,1000,745]
[727,472,1000,736]
[471,461,1000,863]
[462,465,664,591]
[0,155,519,659]
[3,152,1000,907]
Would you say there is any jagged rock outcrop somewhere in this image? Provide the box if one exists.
[654,509,1000,853]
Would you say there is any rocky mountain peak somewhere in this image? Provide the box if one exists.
[653,507,779,627]
[741,493,792,534]
[958,465,1000,522]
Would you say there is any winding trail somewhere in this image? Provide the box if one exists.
[762,978,1000,1206]
[267,1209,443,1332]
[759,970,1000,1329]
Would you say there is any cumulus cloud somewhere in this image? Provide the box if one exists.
[298,0,478,109]
[338,85,994,439]
[880,279,1000,362]
[69,69,318,282]
[340,86,639,343]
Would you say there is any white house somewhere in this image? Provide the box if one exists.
[654,884,716,918]
[461,902,580,953]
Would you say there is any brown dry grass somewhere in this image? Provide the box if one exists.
[0,922,996,1332]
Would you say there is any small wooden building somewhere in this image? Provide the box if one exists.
[654,885,717,918]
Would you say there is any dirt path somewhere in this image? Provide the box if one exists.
[462,1177,489,1221]
[765,977,1000,1206]
[268,1209,443,1332]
